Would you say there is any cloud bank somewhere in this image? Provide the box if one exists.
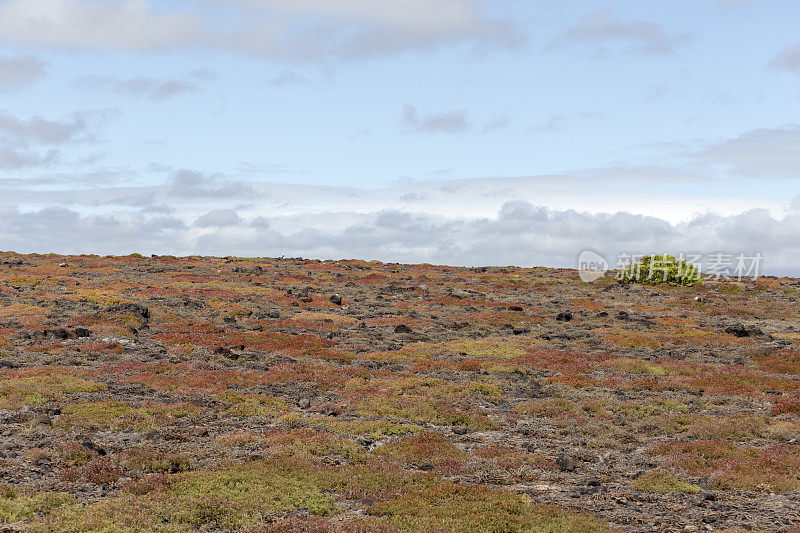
[1,171,798,274]
[0,0,519,61]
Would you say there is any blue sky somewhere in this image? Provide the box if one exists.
[1,0,800,273]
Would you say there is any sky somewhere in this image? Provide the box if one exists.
[1,0,800,274]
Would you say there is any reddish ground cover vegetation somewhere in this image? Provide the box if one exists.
[0,252,798,531]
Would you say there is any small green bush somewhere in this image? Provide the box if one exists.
[630,471,700,494]
[617,255,701,286]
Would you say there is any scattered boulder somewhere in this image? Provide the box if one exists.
[0,360,16,369]
[81,438,106,456]
[181,299,205,310]
[577,477,603,495]
[329,294,343,305]
[724,323,763,338]
[394,324,413,334]
[107,303,150,324]
[556,455,578,472]
[725,323,748,337]
[213,347,235,358]
[74,327,92,338]
[45,328,69,340]
[556,311,573,322]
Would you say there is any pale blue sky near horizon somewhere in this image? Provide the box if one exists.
[1,0,800,272]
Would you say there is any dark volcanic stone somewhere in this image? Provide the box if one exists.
[394,324,413,334]
[556,311,573,322]
[213,347,235,358]
[107,303,150,323]
[725,323,749,337]
[329,294,343,305]
[81,438,106,456]
[746,325,764,336]
[74,327,92,338]
[556,455,577,472]
[46,328,69,339]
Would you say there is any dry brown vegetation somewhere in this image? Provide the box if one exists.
[0,252,799,531]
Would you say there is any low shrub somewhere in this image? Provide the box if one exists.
[630,471,700,494]
[617,255,701,286]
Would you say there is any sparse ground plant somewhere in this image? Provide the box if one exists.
[617,254,701,286]
[630,471,700,494]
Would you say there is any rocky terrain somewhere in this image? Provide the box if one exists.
[0,252,798,532]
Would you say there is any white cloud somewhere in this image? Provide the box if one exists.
[0,0,518,60]
[215,0,520,58]
[267,70,311,86]
[559,10,688,55]
[0,109,110,169]
[0,0,207,51]
[403,105,470,133]
[195,208,242,227]
[0,110,92,146]
[0,146,58,169]
[772,42,800,72]
[689,124,800,179]
[77,71,212,100]
[170,170,257,199]
[3,200,799,275]
[0,55,46,90]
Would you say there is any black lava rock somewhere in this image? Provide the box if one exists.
[74,327,92,338]
[725,323,749,337]
[556,455,578,472]
[81,438,106,456]
[556,311,573,322]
